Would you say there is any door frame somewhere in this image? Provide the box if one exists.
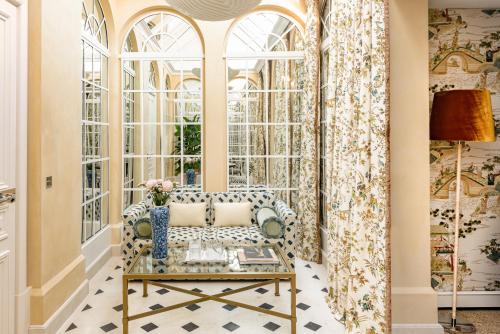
[6,0,29,333]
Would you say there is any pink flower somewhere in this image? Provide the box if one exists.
[145,179,156,190]
[162,180,174,192]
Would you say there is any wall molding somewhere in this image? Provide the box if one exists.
[437,291,500,308]
[28,280,88,334]
[393,323,444,334]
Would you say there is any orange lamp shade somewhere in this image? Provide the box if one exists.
[430,89,496,142]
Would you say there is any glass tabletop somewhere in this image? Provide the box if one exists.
[127,245,292,276]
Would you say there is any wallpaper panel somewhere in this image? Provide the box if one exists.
[429,8,500,292]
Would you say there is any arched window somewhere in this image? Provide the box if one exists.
[319,0,332,226]
[81,0,109,243]
[226,12,304,206]
[122,13,204,209]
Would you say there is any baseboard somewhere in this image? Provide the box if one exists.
[85,246,112,280]
[16,286,31,334]
[392,323,443,334]
[437,291,500,308]
[28,280,89,334]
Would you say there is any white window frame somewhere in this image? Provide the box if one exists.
[81,0,110,244]
[121,12,204,211]
[226,11,305,206]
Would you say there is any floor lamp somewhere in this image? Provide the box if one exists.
[430,89,496,333]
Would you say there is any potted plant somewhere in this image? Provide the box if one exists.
[174,115,201,186]
[141,179,175,259]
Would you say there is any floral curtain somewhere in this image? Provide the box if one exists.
[323,0,391,333]
[297,0,322,263]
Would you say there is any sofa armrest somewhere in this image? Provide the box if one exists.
[122,199,150,227]
[273,199,298,266]
[274,199,298,226]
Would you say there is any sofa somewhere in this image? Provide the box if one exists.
[122,191,299,270]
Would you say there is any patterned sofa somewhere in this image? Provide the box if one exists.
[122,191,298,270]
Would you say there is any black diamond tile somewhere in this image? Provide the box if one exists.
[82,304,92,311]
[321,287,328,293]
[304,322,322,331]
[222,322,240,332]
[288,288,302,294]
[141,322,158,332]
[297,302,311,310]
[312,275,320,280]
[255,288,268,294]
[263,322,281,332]
[112,304,123,312]
[305,264,312,268]
[182,322,199,332]
[66,323,77,332]
[100,322,118,332]
[222,288,232,292]
[191,288,203,293]
[95,289,104,295]
[222,304,237,311]
[128,288,136,295]
[106,276,114,281]
[186,304,201,311]
[114,265,121,270]
[149,304,164,310]
[156,288,169,295]
[259,303,274,310]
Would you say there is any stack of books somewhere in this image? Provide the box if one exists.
[237,247,280,265]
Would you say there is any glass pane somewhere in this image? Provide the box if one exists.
[268,125,286,156]
[183,158,202,190]
[227,97,246,124]
[249,157,266,187]
[289,91,301,123]
[84,163,93,201]
[249,125,266,156]
[161,124,178,156]
[290,158,300,188]
[163,157,182,184]
[94,161,102,196]
[83,43,93,82]
[269,92,287,123]
[101,54,108,88]
[228,124,246,156]
[93,197,102,233]
[92,48,101,86]
[142,93,159,122]
[228,158,247,188]
[143,124,159,155]
[247,92,262,123]
[101,160,109,193]
[183,124,201,155]
[289,125,301,156]
[84,202,93,241]
[101,89,108,123]
[268,158,287,189]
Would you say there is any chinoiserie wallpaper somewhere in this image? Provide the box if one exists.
[429,8,500,293]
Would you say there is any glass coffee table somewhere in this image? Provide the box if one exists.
[123,244,297,334]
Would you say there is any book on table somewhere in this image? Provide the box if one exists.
[237,247,280,265]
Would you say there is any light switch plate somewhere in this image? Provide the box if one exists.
[46,176,53,188]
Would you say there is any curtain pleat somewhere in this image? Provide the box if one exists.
[297,0,322,263]
[323,0,391,333]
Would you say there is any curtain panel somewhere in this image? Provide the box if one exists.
[297,0,322,263]
[323,0,390,333]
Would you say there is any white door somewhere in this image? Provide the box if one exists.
[0,1,18,333]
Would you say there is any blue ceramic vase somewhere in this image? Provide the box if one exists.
[150,206,169,259]
[186,169,196,186]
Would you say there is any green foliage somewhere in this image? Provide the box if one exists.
[480,239,500,263]
[430,208,480,238]
[173,115,201,175]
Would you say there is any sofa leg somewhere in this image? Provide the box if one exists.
[143,280,148,297]
[275,278,280,296]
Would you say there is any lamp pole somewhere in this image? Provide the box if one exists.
[451,141,462,329]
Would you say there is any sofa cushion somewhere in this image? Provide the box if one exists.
[168,226,203,246]
[213,202,252,227]
[170,202,206,227]
[169,192,211,225]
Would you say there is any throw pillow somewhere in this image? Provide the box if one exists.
[133,217,152,239]
[213,202,252,227]
[169,202,206,227]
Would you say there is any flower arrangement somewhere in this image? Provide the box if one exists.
[141,179,175,206]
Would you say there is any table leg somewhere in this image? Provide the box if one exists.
[122,277,129,334]
[290,275,297,334]
[143,280,148,297]
[275,278,280,296]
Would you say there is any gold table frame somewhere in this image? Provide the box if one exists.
[122,245,297,334]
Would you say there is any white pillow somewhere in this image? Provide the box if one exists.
[169,202,206,227]
[213,202,252,227]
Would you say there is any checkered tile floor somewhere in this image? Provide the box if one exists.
[60,257,344,333]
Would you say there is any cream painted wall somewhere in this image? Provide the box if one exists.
[28,0,86,325]
[390,0,440,326]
